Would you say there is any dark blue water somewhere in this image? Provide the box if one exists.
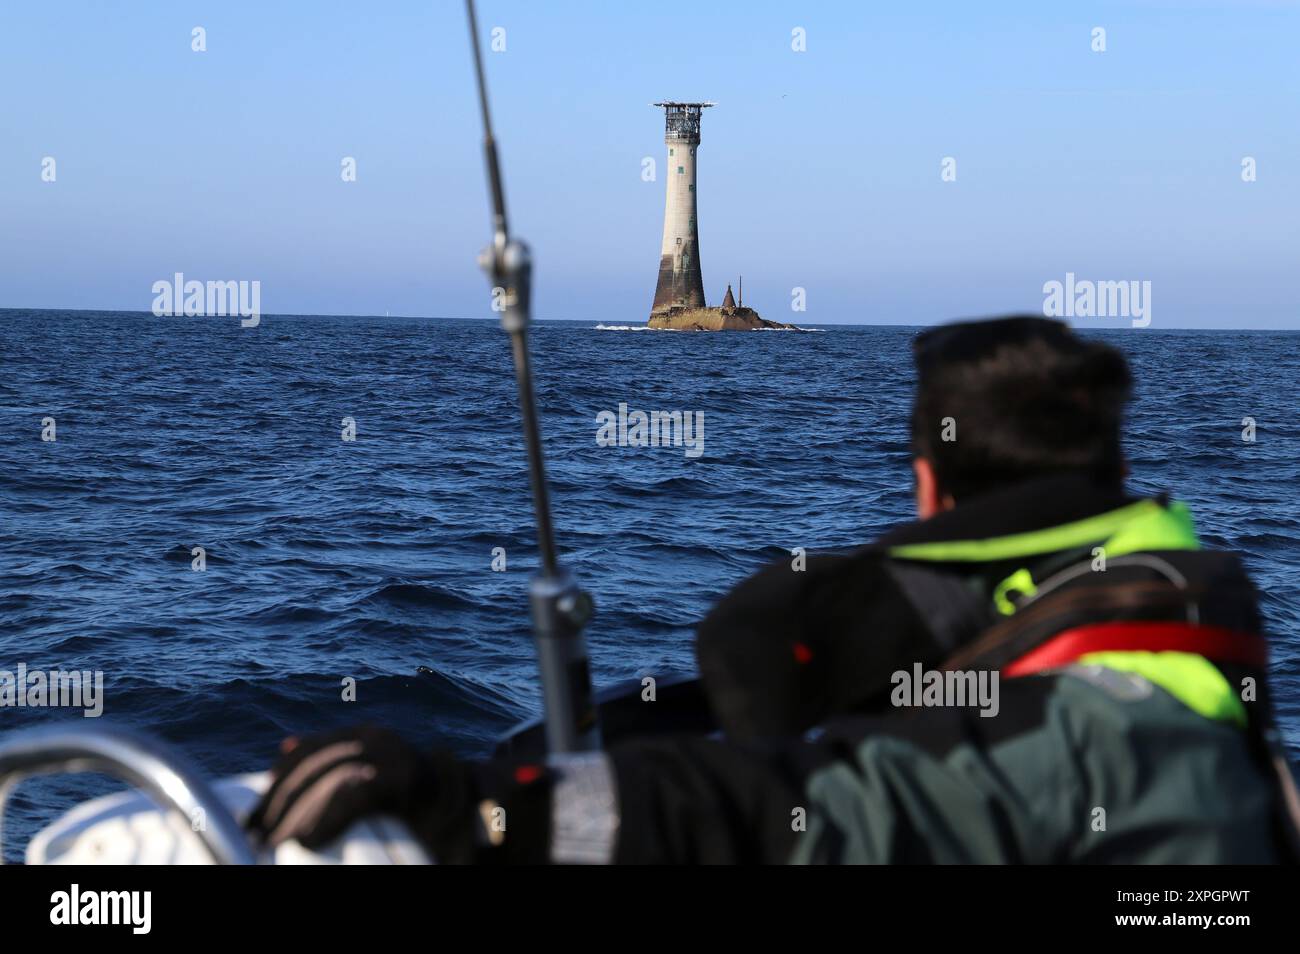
[2,309,1298,859]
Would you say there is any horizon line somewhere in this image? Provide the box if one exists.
[0,305,1294,333]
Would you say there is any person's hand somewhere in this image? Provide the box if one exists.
[246,725,465,854]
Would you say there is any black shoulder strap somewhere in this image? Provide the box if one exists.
[884,561,995,655]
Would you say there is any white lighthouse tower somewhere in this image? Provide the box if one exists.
[650,101,714,317]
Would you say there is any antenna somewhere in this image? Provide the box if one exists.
[464,0,599,754]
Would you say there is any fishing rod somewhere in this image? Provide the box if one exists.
[464,0,599,754]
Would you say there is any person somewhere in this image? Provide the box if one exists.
[247,315,1300,863]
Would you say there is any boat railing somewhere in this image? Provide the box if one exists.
[0,723,256,864]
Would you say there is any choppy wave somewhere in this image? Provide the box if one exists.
[594,323,679,331]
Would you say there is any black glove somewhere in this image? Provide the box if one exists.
[245,725,475,860]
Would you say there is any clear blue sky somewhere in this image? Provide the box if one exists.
[2,1,1296,327]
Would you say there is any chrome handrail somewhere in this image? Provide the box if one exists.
[0,724,256,865]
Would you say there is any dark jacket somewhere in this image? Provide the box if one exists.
[449,475,1293,864]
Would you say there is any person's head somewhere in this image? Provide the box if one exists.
[910,316,1132,518]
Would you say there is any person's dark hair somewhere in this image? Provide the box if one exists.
[910,315,1132,500]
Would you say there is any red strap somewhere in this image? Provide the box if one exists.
[1004,620,1268,678]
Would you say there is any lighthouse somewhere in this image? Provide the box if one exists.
[650,102,714,317]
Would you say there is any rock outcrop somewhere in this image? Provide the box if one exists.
[646,305,798,331]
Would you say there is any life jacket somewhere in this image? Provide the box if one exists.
[883,496,1300,860]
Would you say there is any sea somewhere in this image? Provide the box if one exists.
[2,309,1298,860]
